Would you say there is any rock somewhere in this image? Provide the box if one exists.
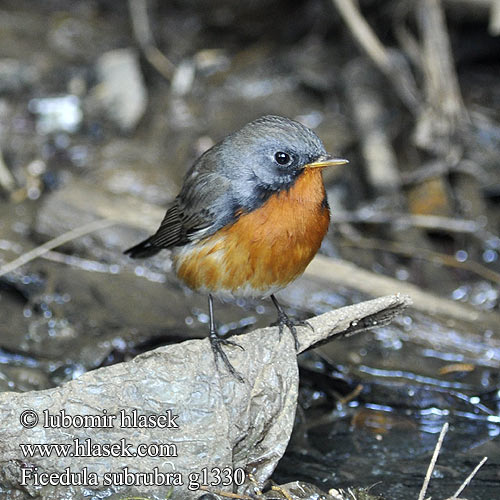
[95,49,147,132]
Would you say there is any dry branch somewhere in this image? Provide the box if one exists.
[307,254,500,331]
[344,59,401,195]
[331,0,420,112]
[334,210,481,235]
[128,0,175,80]
[414,0,469,154]
[420,0,466,123]
[338,235,500,286]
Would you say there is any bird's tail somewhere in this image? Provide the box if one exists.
[124,237,161,259]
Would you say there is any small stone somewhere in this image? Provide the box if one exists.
[95,48,147,132]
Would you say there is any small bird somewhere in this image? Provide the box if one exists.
[125,115,347,378]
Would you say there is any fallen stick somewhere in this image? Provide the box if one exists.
[307,255,498,326]
[334,211,481,235]
[338,236,500,285]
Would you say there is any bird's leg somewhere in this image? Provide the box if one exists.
[270,294,312,350]
[207,294,244,382]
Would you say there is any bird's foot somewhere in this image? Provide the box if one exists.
[272,310,313,351]
[209,331,244,382]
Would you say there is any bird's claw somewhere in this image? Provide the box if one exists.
[272,310,311,350]
[209,332,245,382]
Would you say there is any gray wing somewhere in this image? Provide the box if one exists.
[124,169,235,258]
[149,170,235,248]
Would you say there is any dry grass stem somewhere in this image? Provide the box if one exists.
[339,236,500,286]
[0,219,115,278]
[198,486,253,499]
[448,456,488,500]
[417,422,449,500]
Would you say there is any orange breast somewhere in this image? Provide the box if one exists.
[173,168,330,298]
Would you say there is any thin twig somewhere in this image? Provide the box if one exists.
[339,384,364,405]
[0,219,115,278]
[335,211,480,235]
[339,235,500,285]
[344,59,401,194]
[438,363,475,376]
[331,0,420,112]
[331,0,392,73]
[448,456,488,500]
[128,0,175,80]
[199,486,252,500]
[417,422,449,500]
[271,485,294,500]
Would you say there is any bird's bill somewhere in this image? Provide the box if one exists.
[306,155,349,169]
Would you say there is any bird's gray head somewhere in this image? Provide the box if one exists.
[219,115,330,194]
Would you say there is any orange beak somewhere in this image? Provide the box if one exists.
[306,155,349,169]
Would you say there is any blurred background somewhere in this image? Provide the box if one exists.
[0,0,499,499]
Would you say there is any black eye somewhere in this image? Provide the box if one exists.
[274,151,291,165]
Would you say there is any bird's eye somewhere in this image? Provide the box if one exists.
[274,151,291,166]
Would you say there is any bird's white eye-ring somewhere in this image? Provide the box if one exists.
[274,151,291,166]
